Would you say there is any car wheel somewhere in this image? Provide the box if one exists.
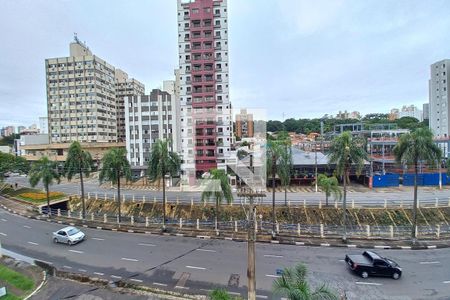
[392,272,400,280]
[68,240,73,246]
[361,271,369,279]
[53,237,58,244]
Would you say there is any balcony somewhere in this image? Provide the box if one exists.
[184,15,190,20]
[214,35,221,39]
[215,56,222,61]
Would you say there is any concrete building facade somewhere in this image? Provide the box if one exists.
[115,69,145,142]
[235,109,254,138]
[46,36,143,144]
[177,0,233,178]
[39,117,49,134]
[429,59,450,138]
[125,89,180,169]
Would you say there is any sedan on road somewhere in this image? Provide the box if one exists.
[53,226,85,245]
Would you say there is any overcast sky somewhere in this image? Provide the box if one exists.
[1,0,450,129]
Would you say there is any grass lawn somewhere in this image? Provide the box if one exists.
[0,264,35,300]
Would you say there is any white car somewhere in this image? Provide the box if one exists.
[53,226,85,245]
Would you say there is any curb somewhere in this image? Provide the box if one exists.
[23,271,47,300]
[1,203,448,251]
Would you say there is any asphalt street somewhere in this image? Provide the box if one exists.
[6,176,450,207]
[1,207,450,299]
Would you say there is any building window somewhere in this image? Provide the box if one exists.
[192,8,199,14]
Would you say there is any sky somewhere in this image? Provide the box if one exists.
[1,0,450,129]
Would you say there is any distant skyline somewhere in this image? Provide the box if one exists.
[1,0,450,128]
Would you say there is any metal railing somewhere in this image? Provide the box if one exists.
[37,207,450,240]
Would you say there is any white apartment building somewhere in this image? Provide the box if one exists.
[177,0,233,179]
[39,117,48,134]
[429,59,450,138]
[125,89,180,169]
[398,105,423,121]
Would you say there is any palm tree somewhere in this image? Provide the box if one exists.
[267,140,283,237]
[29,156,61,217]
[64,141,93,219]
[147,140,181,229]
[273,263,339,300]
[328,131,367,242]
[393,127,441,244]
[201,168,233,231]
[315,174,341,206]
[99,148,132,223]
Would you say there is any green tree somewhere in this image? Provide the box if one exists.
[210,289,242,300]
[277,139,292,206]
[29,157,61,216]
[147,140,181,229]
[393,127,441,243]
[315,174,341,206]
[0,134,20,146]
[99,148,132,223]
[395,116,420,130]
[267,120,284,132]
[328,132,367,242]
[0,152,30,177]
[201,169,233,231]
[273,263,339,300]
[64,141,94,219]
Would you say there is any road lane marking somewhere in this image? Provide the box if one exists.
[264,254,283,258]
[111,275,122,279]
[355,282,382,286]
[1,218,7,222]
[27,242,38,246]
[63,265,72,269]
[153,282,167,287]
[68,250,84,254]
[229,292,241,296]
[257,295,268,299]
[196,249,216,253]
[339,259,345,262]
[200,288,213,292]
[265,274,281,278]
[91,237,104,241]
[186,265,206,270]
[23,225,31,229]
[130,278,143,283]
[175,286,190,289]
[0,232,7,236]
[121,257,139,262]
[419,261,440,264]
[443,281,450,284]
[78,269,87,272]
[138,243,156,247]
[93,272,104,276]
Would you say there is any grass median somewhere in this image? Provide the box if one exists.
[0,264,35,299]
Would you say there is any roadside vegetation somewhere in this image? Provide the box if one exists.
[0,263,35,300]
[1,186,65,204]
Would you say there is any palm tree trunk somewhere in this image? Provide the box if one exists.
[215,197,219,231]
[325,193,328,207]
[46,184,51,217]
[117,171,121,224]
[272,155,276,237]
[342,169,347,242]
[412,162,418,244]
[80,168,85,219]
[162,174,166,230]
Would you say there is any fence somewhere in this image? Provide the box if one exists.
[80,191,450,209]
[38,207,450,240]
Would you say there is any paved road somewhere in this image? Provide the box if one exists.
[6,176,450,207]
[1,207,450,299]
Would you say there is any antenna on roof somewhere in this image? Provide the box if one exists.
[74,32,79,43]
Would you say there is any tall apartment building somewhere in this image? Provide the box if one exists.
[39,117,49,134]
[429,59,450,138]
[235,109,254,138]
[177,0,232,179]
[1,126,15,137]
[423,103,429,120]
[115,69,145,142]
[125,88,180,169]
[46,36,143,144]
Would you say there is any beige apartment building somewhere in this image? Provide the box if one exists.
[46,36,144,144]
[115,69,145,142]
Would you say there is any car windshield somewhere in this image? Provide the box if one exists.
[67,228,80,236]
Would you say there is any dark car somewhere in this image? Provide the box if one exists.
[345,251,402,279]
